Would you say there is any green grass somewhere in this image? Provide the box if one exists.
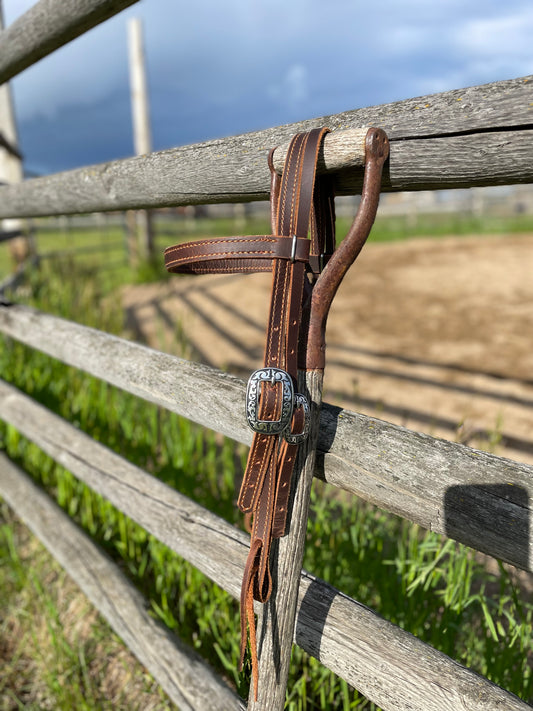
[1,237,532,709]
[351,210,533,243]
[0,504,175,710]
[153,209,533,245]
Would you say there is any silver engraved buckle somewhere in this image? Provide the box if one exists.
[246,368,295,435]
[284,393,311,444]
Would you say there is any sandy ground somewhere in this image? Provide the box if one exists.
[122,233,533,465]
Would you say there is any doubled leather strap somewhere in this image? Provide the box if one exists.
[165,235,311,274]
[164,127,335,699]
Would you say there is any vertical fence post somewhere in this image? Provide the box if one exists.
[128,16,154,260]
[0,1,31,268]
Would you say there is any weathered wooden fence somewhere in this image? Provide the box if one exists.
[1,1,533,709]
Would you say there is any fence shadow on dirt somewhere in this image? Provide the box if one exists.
[122,278,533,462]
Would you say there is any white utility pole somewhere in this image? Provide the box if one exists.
[127,17,154,261]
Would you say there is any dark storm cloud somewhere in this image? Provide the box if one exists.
[4,0,533,174]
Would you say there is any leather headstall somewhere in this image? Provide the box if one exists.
[164,126,389,700]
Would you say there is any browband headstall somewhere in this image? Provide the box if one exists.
[164,126,389,701]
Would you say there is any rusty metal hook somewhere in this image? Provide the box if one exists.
[306,127,389,370]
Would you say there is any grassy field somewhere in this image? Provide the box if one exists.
[154,210,533,244]
[3,208,533,282]
[1,221,533,709]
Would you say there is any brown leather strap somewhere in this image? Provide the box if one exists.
[239,537,261,699]
[164,235,311,274]
[163,127,334,700]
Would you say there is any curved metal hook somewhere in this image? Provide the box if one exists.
[306,127,390,370]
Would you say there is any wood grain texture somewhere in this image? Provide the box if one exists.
[0,386,529,711]
[0,0,138,84]
[249,370,324,710]
[0,454,244,711]
[0,304,531,574]
[0,76,532,217]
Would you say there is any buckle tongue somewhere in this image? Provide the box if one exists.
[246,368,294,434]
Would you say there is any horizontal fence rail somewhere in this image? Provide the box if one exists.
[0,0,139,85]
[0,385,529,711]
[0,75,532,218]
[0,455,244,711]
[1,304,532,575]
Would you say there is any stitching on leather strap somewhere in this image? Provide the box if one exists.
[164,236,274,254]
[167,264,271,274]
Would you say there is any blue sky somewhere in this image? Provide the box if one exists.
[4,0,533,175]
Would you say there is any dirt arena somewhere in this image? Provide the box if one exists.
[122,233,533,465]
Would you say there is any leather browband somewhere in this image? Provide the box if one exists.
[164,127,335,700]
[165,234,311,273]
